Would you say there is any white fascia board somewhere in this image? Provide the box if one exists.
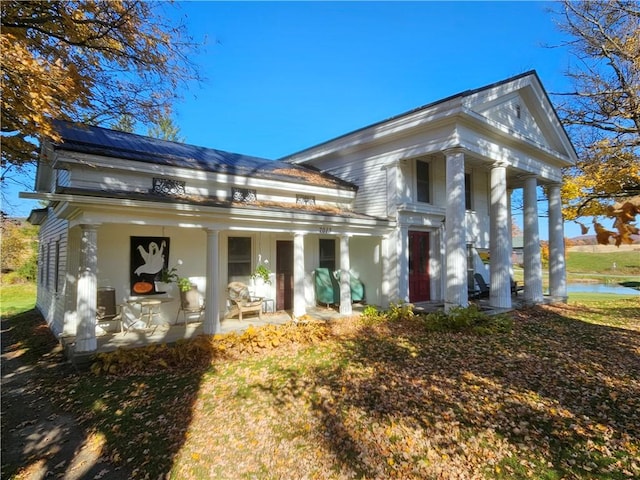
[463,77,578,165]
[20,192,392,235]
[459,109,574,167]
[34,142,56,192]
[284,99,465,165]
[455,127,563,183]
[55,150,356,198]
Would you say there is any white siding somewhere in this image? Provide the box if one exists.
[36,211,68,337]
[476,93,550,149]
[65,164,354,211]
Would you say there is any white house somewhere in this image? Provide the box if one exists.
[23,71,577,355]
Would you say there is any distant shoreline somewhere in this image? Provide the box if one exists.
[568,244,640,253]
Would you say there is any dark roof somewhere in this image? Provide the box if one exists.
[50,120,356,190]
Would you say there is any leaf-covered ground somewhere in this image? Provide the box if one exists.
[9,298,640,479]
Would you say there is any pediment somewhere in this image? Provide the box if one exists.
[475,92,549,146]
[464,73,576,163]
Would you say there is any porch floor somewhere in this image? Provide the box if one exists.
[64,305,367,357]
[64,296,546,360]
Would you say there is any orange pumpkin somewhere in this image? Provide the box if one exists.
[133,281,153,294]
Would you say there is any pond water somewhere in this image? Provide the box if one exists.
[566,283,640,295]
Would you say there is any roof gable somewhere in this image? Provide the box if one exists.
[462,71,577,162]
[283,70,577,167]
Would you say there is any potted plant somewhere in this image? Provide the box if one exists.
[156,260,183,293]
[177,277,193,292]
[251,262,271,285]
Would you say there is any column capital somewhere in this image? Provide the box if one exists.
[491,160,509,169]
[443,146,466,157]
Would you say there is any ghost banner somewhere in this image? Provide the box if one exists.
[130,236,170,295]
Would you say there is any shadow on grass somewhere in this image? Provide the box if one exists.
[1,308,212,479]
[285,307,640,479]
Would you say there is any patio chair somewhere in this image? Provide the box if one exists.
[474,273,490,298]
[226,282,263,321]
[511,277,524,296]
[176,285,205,325]
[314,268,339,306]
[96,287,122,333]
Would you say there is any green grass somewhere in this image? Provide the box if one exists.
[566,251,640,276]
[0,282,36,317]
[568,292,640,303]
[3,282,640,478]
[4,296,638,480]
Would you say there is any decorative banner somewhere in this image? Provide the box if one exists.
[130,236,170,295]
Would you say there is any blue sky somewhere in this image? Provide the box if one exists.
[8,1,587,238]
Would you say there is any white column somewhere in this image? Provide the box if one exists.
[63,227,80,336]
[204,229,220,335]
[398,224,410,303]
[293,232,306,318]
[548,183,567,301]
[444,149,468,311]
[489,162,512,309]
[523,176,544,303]
[507,189,514,278]
[339,234,352,315]
[75,224,98,353]
[380,235,391,308]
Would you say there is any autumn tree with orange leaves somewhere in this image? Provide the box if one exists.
[0,1,199,192]
[552,0,640,245]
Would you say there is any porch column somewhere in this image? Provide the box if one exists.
[444,148,468,311]
[204,228,220,335]
[548,183,567,301]
[507,189,514,278]
[523,176,544,303]
[398,224,410,303]
[489,162,512,309]
[339,234,352,315]
[293,232,306,318]
[63,227,81,337]
[381,234,391,308]
[75,224,98,353]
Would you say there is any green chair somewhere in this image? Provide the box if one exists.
[314,268,340,306]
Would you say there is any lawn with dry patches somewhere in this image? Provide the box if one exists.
[7,298,640,479]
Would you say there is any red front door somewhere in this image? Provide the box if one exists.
[409,231,430,302]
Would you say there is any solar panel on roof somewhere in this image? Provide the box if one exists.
[50,120,354,190]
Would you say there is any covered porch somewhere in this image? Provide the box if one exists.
[61,305,366,359]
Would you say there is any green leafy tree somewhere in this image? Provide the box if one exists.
[111,114,136,133]
[551,0,640,245]
[1,215,39,282]
[147,114,185,142]
[1,0,200,178]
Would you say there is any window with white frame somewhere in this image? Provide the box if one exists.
[54,239,60,293]
[319,238,336,271]
[416,160,430,203]
[228,237,252,282]
[464,173,472,210]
